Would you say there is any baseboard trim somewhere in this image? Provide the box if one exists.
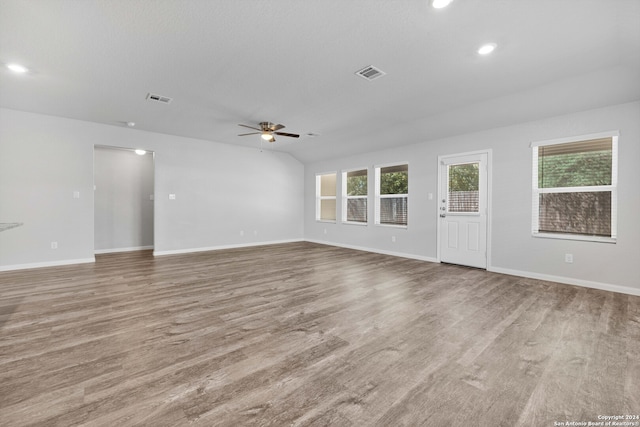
[488,266,640,297]
[305,239,439,263]
[304,239,639,297]
[153,239,304,257]
[0,257,96,272]
[95,246,154,254]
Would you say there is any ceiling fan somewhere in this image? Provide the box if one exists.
[238,122,300,143]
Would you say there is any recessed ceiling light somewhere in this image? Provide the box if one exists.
[7,63,28,73]
[134,149,146,156]
[478,43,497,55]
[432,0,453,8]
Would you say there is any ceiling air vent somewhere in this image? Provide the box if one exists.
[355,65,386,81]
[146,92,173,104]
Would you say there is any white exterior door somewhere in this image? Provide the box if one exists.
[438,152,488,269]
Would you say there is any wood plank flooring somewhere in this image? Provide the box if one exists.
[1,242,638,426]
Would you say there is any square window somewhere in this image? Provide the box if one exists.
[532,133,617,242]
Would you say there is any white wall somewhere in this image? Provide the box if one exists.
[304,101,640,294]
[0,108,304,269]
[94,147,154,252]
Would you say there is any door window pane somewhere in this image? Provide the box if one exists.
[448,163,479,213]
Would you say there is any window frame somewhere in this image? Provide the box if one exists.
[315,172,337,223]
[341,167,369,225]
[374,162,409,228]
[531,131,618,243]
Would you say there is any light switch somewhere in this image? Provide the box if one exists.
[169,194,176,200]
[73,191,80,199]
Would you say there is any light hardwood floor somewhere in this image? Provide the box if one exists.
[1,242,638,426]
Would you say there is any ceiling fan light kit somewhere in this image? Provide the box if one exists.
[237,122,300,143]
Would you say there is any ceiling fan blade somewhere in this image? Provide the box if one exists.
[274,132,300,138]
[271,124,285,131]
[238,132,261,136]
[238,124,261,131]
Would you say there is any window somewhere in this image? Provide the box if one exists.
[375,164,408,226]
[532,132,618,242]
[342,169,368,223]
[448,162,479,213]
[316,172,336,221]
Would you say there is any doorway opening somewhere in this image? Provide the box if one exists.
[94,145,155,254]
[437,150,491,269]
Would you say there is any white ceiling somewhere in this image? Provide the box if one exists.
[1,0,639,163]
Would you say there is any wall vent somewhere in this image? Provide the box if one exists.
[355,65,386,81]
[146,92,173,104]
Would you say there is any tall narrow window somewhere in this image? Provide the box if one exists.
[375,164,408,226]
[316,172,337,221]
[532,132,617,242]
[342,169,368,223]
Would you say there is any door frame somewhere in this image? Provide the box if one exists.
[436,149,493,269]
[93,144,156,254]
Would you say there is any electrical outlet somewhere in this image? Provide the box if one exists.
[323,228,327,235]
[240,230,244,236]
[565,253,573,263]
[391,236,396,243]
[253,230,258,236]
[168,194,176,200]
[51,242,58,249]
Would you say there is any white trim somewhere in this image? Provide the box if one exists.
[342,221,368,226]
[341,168,368,224]
[374,161,410,169]
[341,166,369,174]
[0,257,96,272]
[153,239,304,257]
[305,239,438,263]
[374,163,409,226]
[488,266,640,297]
[531,133,617,241]
[315,172,337,222]
[532,233,616,243]
[529,130,620,148]
[95,245,154,254]
[375,223,408,229]
[536,185,614,194]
